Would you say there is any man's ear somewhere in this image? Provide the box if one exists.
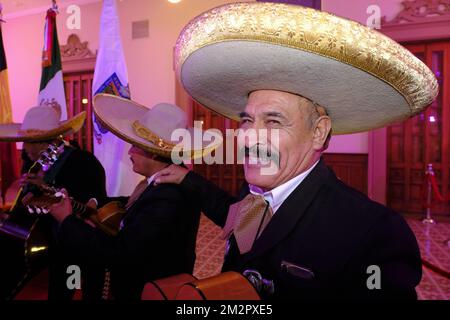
[312,116,332,151]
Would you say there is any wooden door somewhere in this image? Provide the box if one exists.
[63,72,94,152]
[387,41,450,215]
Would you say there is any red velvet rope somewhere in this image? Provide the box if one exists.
[422,259,450,279]
[427,174,450,202]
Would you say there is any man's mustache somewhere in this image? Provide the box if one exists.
[240,144,280,166]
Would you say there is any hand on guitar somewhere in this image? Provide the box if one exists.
[48,189,72,223]
[84,198,98,228]
[48,190,98,227]
[22,184,125,235]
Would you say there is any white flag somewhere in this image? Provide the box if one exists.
[92,0,140,196]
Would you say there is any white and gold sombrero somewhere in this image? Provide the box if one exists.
[93,93,222,160]
[0,105,86,142]
[174,2,438,134]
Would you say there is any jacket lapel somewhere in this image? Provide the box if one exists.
[122,181,155,225]
[244,158,330,262]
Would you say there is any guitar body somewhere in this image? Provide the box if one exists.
[175,272,260,300]
[0,140,67,299]
[141,272,260,300]
[141,273,196,300]
[93,201,126,236]
[0,211,50,300]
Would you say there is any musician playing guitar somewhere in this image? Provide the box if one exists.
[0,104,107,300]
[48,96,221,300]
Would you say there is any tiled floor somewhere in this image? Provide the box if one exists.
[193,214,450,300]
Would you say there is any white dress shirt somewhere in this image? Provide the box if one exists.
[249,160,319,213]
[146,172,158,186]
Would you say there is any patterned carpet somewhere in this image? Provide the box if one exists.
[193,214,450,300]
[407,218,450,300]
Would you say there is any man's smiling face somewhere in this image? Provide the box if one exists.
[239,90,329,191]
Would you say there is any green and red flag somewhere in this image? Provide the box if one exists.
[38,7,67,120]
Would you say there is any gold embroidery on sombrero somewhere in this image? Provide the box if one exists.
[18,129,51,136]
[174,2,437,112]
[132,120,176,151]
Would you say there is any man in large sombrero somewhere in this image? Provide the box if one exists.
[156,2,438,299]
[48,96,222,299]
[0,103,107,300]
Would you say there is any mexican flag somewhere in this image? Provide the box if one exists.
[38,8,67,120]
[0,22,19,204]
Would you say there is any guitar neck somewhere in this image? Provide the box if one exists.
[70,199,97,219]
[69,200,119,236]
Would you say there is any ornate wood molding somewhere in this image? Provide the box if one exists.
[60,34,97,73]
[380,0,450,42]
[382,0,450,25]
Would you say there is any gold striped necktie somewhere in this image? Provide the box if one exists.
[222,193,273,254]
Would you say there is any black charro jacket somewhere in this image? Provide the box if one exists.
[180,158,422,300]
[57,182,201,300]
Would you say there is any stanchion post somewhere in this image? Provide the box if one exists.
[423,163,436,224]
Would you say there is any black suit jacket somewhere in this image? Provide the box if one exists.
[44,146,107,300]
[57,182,201,300]
[180,159,422,300]
[4,146,107,301]
[45,146,107,203]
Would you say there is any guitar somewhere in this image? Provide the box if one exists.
[9,139,66,212]
[141,272,260,300]
[22,184,126,237]
[0,139,67,300]
[141,273,197,300]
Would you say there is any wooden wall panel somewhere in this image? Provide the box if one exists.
[322,153,368,195]
[63,72,94,152]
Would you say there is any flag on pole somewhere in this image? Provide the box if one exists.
[38,7,67,120]
[0,19,19,204]
[92,0,140,196]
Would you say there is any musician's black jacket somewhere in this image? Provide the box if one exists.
[44,145,107,203]
[178,158,422,300]
[0,145,107,300]
[57,181,201,300]
[44,145,107,300]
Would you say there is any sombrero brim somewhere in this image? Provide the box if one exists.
[93,93,222,159]
[0,112,86,142]
[174,3,438,134]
